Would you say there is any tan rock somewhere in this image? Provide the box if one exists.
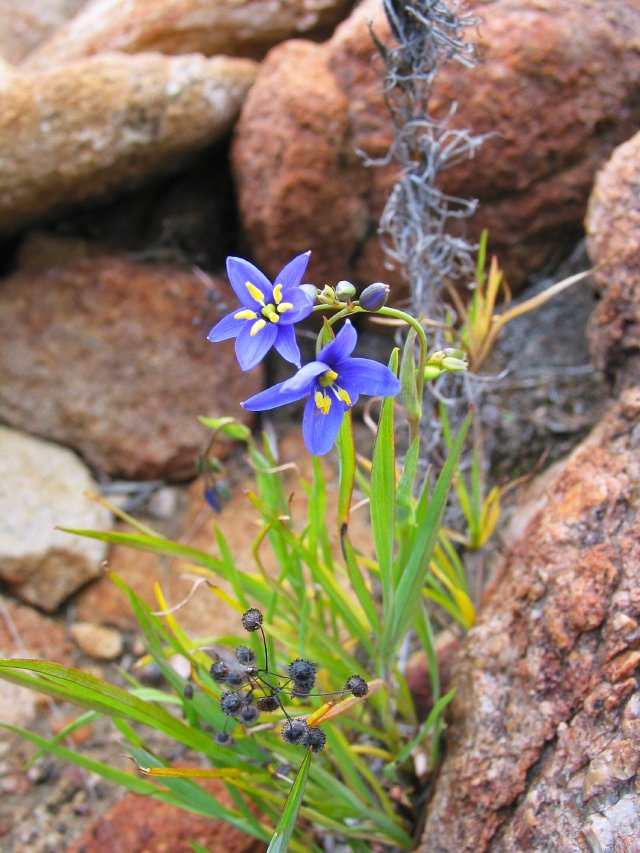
[418,389,640,851]
[232,0,640,293]
[23,0,353,70]
[0,254,263,479]
[0,51,257,233]
[0,0,86,64]
[586,129,640,387]
[71,622,124,660]
[0,427,111,612]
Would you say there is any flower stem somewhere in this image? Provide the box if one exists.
[376,307,428,409]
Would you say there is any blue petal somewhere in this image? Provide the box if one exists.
[337,357,401,397]
[235,321,278,371]
[281,361,328,393]
[207,312,242,342]
[317,320,357,367]
[273,324,302,367]
[275,251,311,291]
[226,256,273,308]
[242,378,310,411]
[302,391,347,456]
[277,286,314,325]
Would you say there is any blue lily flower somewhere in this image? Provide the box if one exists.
[207,252,314,371]
[242,320,401,455]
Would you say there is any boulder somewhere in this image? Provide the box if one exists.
[23,0,354,69]
[0,254,263,479]
[0,51,256,233]
[418,389,640,851]
[0,426,111,612]
[232,0,640,292]
[586,129,640,387]
[0,0,85,64]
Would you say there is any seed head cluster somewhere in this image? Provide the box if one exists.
[205,608,370,752]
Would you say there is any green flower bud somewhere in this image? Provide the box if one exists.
[424,365,445,381]
[335,280,356,299]
[359,282,390,311]
[300,284,319,303]
[318,285,336,305]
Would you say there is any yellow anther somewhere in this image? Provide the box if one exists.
[267,313,279,323]
[314,391,331,415]
[319,369,339,387]
[250,319,267,336]
[246,281,265,304]
[273,283,283,304]
[277,302,293,313]
[337,388,352,406]
[234,308,257,320]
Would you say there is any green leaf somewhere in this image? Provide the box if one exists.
[267,750,312,853]
[370,372,396,608]
[198,416,251,442]
[335,410,356,534]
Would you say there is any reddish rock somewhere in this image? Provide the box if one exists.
[24,0,354,69]
[417,389,640,851]
[64,784,266,852]
[0,256,262,479]
[233,0,640,292]
[0,51,256,233]
[0,0,86,64]
[586,129,640,387]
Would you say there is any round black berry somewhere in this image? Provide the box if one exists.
[345,675,368,697]
[225,668,247,687]
[215,731,234,747]
[240,705,260,725]
[220,691,245,717]
[288,659,317,688]
[256,695,279,712]
[307,727,327,753]
[281,719,311,746]
[210,660,229,682]
[235,645,256,666]
[241,608,263,632]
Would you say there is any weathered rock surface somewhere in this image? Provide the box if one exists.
[70,622,124,660]
[0,427,111,612]
[0,51,256,233]
[23,0,354,69]
[418,389,640,852]
[64,780,266,853]
[0,0,85,64]
[0,254,262,479]
[233,0,640,292]
[586,129,640,387]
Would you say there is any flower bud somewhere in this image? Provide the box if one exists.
[318,285,336,305]
[335,280,356,299]
[299,284,319,303]
[359,282,390,311]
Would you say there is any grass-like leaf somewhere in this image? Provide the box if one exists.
[267,750,312,853]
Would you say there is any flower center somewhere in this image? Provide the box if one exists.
[240,281,293,334]
[313,370,352,415]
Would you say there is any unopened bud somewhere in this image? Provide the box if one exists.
[335,280,356,299]
[318,285,336,305]
[359,282,390,311]
[300,284,319,303]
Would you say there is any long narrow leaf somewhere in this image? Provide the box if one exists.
[267,750,312,853]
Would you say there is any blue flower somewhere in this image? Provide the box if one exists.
[207,252,314,371]
[241,320,401,455]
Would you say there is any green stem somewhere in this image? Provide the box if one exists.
[376,307,428,409]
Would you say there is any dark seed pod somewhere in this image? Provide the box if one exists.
[235,645,256,666]
[307,727,327,753]
[281,719,311,746]
[241,608,263,632]
[240,705,260,725]
[210,660,229,682]
[291,681,313,697]
[256,695,279,712]
[215,731,234,747]
[288,659,317,688]
[220,691,245,717]
[183,683,194,699]
[244,664,258,678]
[345,675,368,697]
[225,668,247,687]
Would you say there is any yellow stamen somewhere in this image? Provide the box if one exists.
[234,309,257,320]
[337,388,352,406]
[277,302,293,314]
[250,319,266,336]
[267,313,279,323]
[319,369,339,387]
[246,281,265,304]
[273,283,283,304]
[314,391,331,415]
